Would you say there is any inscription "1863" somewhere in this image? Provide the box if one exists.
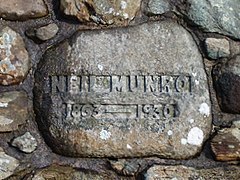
[49,75,192,94]
[64,103,178,120]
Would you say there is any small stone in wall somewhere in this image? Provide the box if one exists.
[60,0,141,25]
[11,132,37,153]
[0,0,48,21]
[26,23,59,42]
[211,128,240,161]
[0,27,30,85]
[204,38,230,59]
[0,91,28,132]
[213,55,240,113]
[109,159,145,176]
[36,24,59,41]
[146,0,171,15]
[0,147,19,180]
[145,165,240,179]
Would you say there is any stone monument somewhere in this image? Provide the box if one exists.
[34,21,211,159]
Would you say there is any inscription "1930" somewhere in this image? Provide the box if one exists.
[49,75,192,94]
[64,103,178,120]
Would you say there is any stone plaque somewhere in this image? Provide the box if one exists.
[34,21,212,158]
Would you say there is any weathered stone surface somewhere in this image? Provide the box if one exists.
[0,27,30,85]
[26,23,59,42]
[34,21,211,158]
[204,38,230,59]
[232,120,240,128]
[185,0,240,39]
[11,132,37,153]
[230,40,240,57]
[213,55,240,113]
[60,0,141,25]
[0,147,19,180]
[28,165,129,180]
[145,165,240,179]
[146,0,171,15]
[211,128,240,161]
[0,0,48,21]
[0,91,28,132]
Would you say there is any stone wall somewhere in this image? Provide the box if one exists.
[0,0,239,179]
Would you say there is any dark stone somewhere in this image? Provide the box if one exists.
[211,127,240,161]
[215,73,240,113]
[213,55,240,113]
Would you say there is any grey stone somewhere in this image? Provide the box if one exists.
[185,0,240,39]
[26,23,59,42]
[146,0,171,15]
[34,21,211,158]
[213,55,240,113]
[204,38,230,59]
[11,132,37,153]
[0,147,19,180]
[0,0,48,21]
[36,24,59,41]
[145,165,240,179]
[60,0,141,25]
[0,91,28,132]
[0,27,30,85]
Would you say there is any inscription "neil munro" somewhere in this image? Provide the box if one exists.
[49,75,192,94]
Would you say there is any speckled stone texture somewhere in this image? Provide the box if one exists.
[0,27,30,85]
[34,21,211,159]
[11,132,37,153]
[185,0,240,39]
